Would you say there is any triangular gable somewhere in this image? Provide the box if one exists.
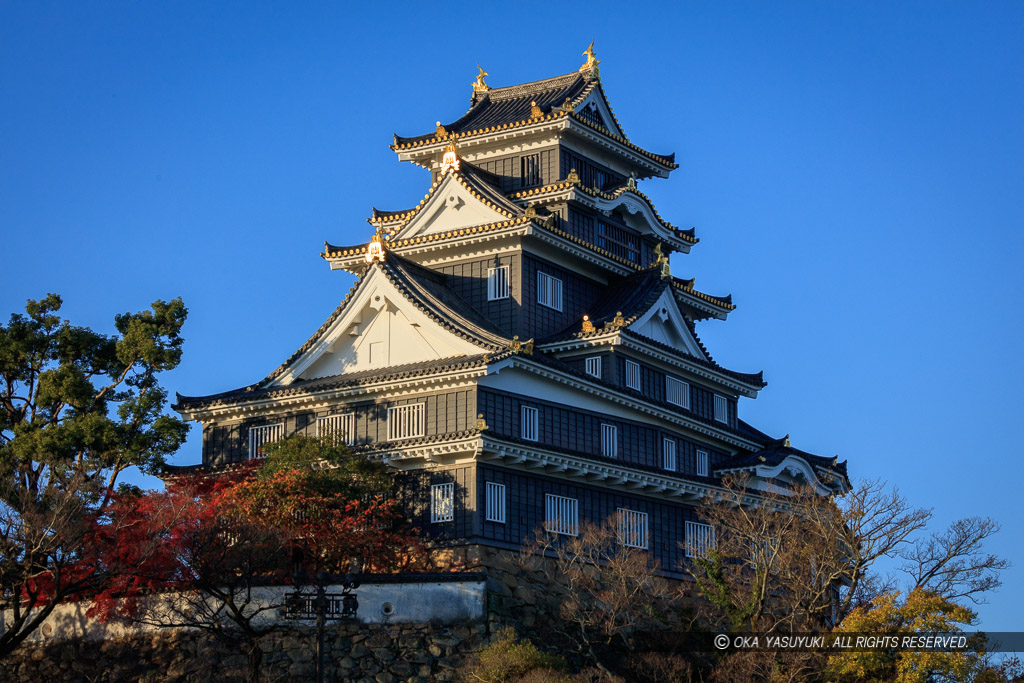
[627,288,707,359]
[574,87,625,138]
[392,173,514,242]
[272,266,489,385]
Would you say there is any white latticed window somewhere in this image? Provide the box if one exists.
[248,423,283,459]
[663,438,677,471]
[696,449,709,477]
[601,423,617,457]
[521,406,538,442]
[624,359,640,390]
[316,413,355,445]
[544,494,578,536]
[537,272,563,311]
[666,376,690,409]
[430,483,454,523]
[714,394,729,423]
[585,356,602,378]
[487,266,509,301]
[485,482,506,524]
[617,508,649,549]
[686,521,716,558]
[387,403,425,441]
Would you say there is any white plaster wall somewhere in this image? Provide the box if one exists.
[0,579,486,643]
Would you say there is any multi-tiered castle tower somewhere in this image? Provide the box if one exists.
[174,48,848,576]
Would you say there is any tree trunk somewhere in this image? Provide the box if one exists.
[247,642,264,683]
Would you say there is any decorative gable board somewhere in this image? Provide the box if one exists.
[272,267,486,384]
[393,173,511,242]
[574,90,625,138]
[627,288,707,359]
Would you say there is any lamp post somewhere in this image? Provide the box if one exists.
[286,572,360,683]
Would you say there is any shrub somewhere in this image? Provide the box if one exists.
[462,628,569,683]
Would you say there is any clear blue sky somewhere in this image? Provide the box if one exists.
[2,3,1022,632]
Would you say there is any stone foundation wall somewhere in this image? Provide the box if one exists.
[1,621,487,682]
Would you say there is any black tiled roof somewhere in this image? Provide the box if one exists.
[539,268,764,387]
[395,72,591,148]
[174,355,497,411]
[175,253,516,411]
[719,437,850,486]
[482,433,720,486]
[511,350,766,444]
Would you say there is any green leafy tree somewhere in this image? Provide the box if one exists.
[0,293,188,658]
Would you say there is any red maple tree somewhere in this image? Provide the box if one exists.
[79,437,427,681]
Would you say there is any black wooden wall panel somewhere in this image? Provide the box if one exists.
[520,255,602,340]
[478,388,729,477]
[477,464,700,576]
[436,253,520,338]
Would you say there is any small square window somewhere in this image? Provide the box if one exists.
[666,376,690,409]
[685,521,716,558]
[545,494,578,536]
[521,406,538,442]
[601,423,618,458]
[663,438,677,471]
[624,360,640,390]
[696,449,709,477]
[487,266,509,301]
[537,272,563,311]
[316,413,355,446]
[430,483,454,523]
[617,508,649,549]
[485,482,506,524]
[585,356,602,379]
[714,394,729,423]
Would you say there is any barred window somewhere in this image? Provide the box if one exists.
[521,154,540,188]
[714,394,729,423]
[537,272,563,311]
[248,423,283,459]
[617,508,649,549]
[596,221,640,264]
[666,376,690,409]
[624,359,641,390]
[316,413,355,445]
[696,449,709,477]
[430,483,454,523]
[685,521,716,558]
[521,406,538,442]
[663,438,677,471]
[544,494,578,536]
[485,482,506,524]
[585,356,602,378]
[601,423,618,458]
[387,403,425,441]
[487,266,509,301]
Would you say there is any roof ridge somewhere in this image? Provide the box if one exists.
[486,71,583,101]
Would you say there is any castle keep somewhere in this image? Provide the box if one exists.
[173,47,849,576]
